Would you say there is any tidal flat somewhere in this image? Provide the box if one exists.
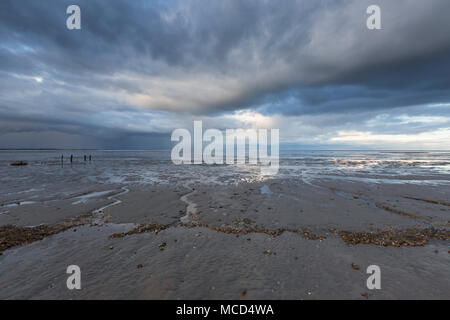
[0,150,449,299]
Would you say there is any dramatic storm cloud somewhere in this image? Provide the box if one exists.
[0,0,449,148]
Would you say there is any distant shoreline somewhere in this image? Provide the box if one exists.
[0,149,449,152]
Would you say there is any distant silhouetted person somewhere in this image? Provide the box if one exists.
[84,155,87,161]
[70,155,73,163]
[89,155,92,161]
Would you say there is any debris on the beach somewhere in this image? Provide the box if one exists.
[334,227,449,247]
[109,223,167,239]
[375,202,422,220]
[240,289,247,297]
[361,292,367,297]
[0,213,92,253]
[351,263,360,270]
[159,242,167,251]
[434,250,438,254]
[234,218,255,229]
[108,220,327,242]
[263,249,272,255]
[136,264,143,269]
[10,161,28,166]
[403,196,450,207]
[189,222,326,240]
[109,246,114,250]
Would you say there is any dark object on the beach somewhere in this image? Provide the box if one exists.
[361,292,367,297]
[294,256,298,260]
[263,249,272,255]
[351,263,360,270]
[434,250,439,253]
[137,264,143,269]
[70,155,73,163]
[159,241,167,251]
[10,161,28,166]
[240,289,247,297]
[84,155,87,161]
[89,155,92,161]
[109,246,114,250]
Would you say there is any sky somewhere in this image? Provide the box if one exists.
[0,0,449,150]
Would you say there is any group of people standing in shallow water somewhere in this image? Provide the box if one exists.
[61,154,92,164]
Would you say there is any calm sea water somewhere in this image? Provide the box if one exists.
[1,150,450,200]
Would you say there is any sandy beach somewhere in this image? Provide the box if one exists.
[1,154,449,299]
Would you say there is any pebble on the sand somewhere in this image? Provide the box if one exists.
[159,242,167,251]
[351,263,360,270]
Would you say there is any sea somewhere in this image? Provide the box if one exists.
[1,150,449,203]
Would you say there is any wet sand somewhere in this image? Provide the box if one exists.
[0,178,449,299]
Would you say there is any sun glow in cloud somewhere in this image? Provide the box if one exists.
[225,111,274,129]
[330,128,450,149]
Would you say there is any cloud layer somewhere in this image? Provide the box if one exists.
[0,0,449,148]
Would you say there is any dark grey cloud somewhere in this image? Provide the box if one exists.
[0,0,449,148]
